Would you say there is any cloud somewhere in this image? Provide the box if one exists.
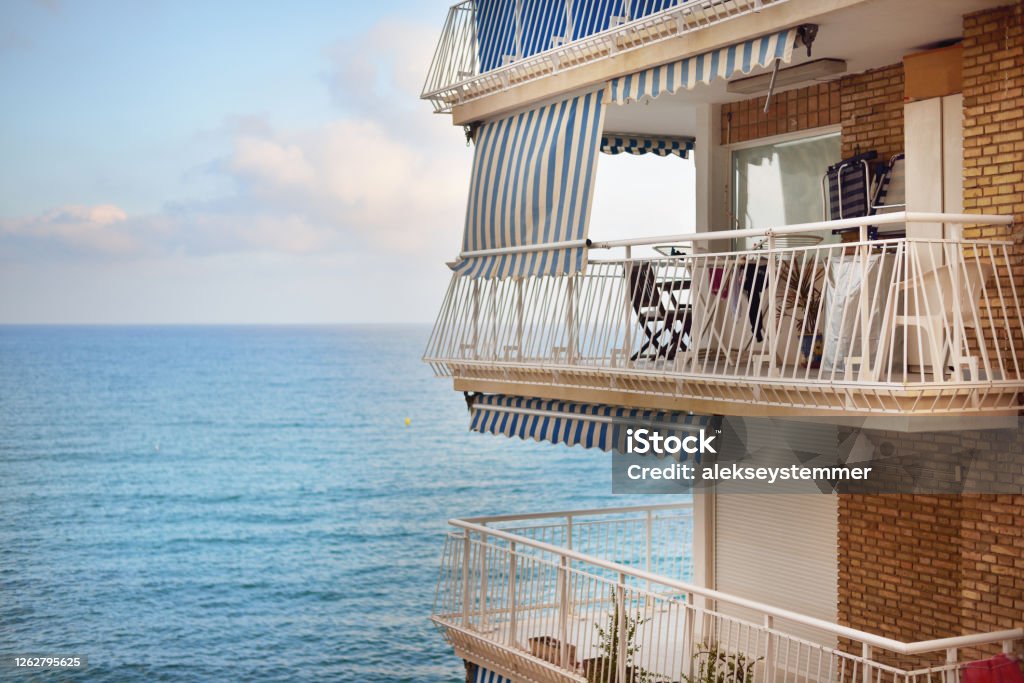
[1,122,466,259]
[324,19,438,121]
[1,203,139,255]
[222,116,468,252]
[222,17,470,253]
[0,17,469,263]
[65,204,127,225]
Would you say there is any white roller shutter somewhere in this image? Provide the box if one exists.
[714,493,839,648]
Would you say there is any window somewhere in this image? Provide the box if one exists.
[731,132,841,248]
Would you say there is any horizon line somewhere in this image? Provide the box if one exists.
[0,321,436,327]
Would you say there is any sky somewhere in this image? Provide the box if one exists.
[0,0,692,324]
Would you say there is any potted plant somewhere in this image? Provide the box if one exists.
[528,635,577,668]
[682,641,762,683]
[582,608,658,683]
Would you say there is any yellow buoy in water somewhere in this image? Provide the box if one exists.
[404,417,411,427]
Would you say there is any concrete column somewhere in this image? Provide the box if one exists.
[695,102,731,253]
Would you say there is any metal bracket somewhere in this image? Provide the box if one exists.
[796,24,818,58]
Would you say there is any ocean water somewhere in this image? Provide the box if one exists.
[0,325,658,682]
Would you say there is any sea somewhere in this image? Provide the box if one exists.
[0,325,662,682]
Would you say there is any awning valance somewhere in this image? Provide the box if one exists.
[608,27,800,105]
[453,89,606,279]
[468,394,713,457]
[601,133,695,158]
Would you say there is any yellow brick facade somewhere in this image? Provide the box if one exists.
[719,1,1024,645]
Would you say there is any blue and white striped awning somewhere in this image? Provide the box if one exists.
[609,27,799,104]
[453,89,606,279]
[475,666,512,683]
[601,133,695,158]
[476,0,680,74]
[469,394,713,458]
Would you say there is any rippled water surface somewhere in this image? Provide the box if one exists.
[0,325,656,681]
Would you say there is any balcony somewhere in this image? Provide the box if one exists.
[422,0,781,113]
[433,503,1024,683]
[425,213,1024,417]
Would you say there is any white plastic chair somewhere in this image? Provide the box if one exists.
[895,260,994,380]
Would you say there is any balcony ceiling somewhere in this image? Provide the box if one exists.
[603,0,1006,139]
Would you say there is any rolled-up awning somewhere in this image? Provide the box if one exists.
[453,89,606,279]
[468,394,713,457]
[601,133,695,158]
[608,27,800,104]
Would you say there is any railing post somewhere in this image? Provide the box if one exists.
[858,229,871,380]
[645,510,653,597]
[469,1,478,76]
[945,647,959,683]
[566,515,574,619]
[462,529,472,626]
[645,510,653,572]
[683,597,696,683]
[507,541,518,647]
[617,572,627,683]
[558,556,570,669]
[766,234,779,376]
[515,278,523,360]
[624,248,633,364]
[763,615,776,683]
[1002,639,1014,655]
[514,0,522,59]
[471,279,480,360]
[479,530,488,630]
[861,643,872,683]
[489,284,498,360]
[567,275,578,362]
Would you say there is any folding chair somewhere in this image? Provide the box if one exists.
[628,262,692,361]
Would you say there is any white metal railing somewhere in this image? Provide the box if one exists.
[461,503,694,585]
[424,213,1024,414]
[432,504,1024,683]
[422,0,781,113]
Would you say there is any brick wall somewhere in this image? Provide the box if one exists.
[720,82,840,144]
[838,495,964,645]
[839,491,1024,651]
[719,2,1024,652]
[843,9,1024,652]
[836,417,1024,657]
[960,495,1024,634]
[962,2,1024,242]
[718,65,902,154]
[839,64,905,161]
[833,60,948,651]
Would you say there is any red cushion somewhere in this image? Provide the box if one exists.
[962,655,1024,683]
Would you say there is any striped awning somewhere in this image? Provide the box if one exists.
[609,27,800,104]
[469,394,713,458]
[476,0,679,74]
[601,133,695,158]
[475,667,512,683]
[452,89,606,279]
